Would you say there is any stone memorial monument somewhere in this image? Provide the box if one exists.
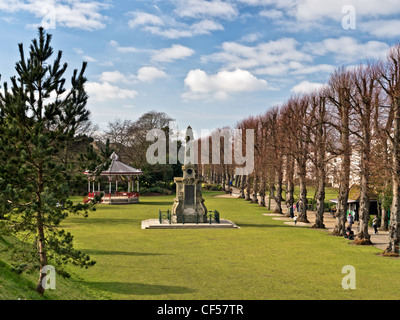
[171,126,207,223]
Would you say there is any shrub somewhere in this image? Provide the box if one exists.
[140,187,150,195]
[202,184,222,191]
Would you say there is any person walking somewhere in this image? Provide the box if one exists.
[347,213,354,228]
[372,216,379,234]
[294,215,298,226]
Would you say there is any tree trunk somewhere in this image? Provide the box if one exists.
[356,183,371,244]
[239,175,246,199]
[381,204,389,232]
[284,155,295,217]
[313,167,326,229]
[259,177,266,207]
[36,215,48,296]
[221,169,226,191]
[332,103,350,237]
[380,144,390,232]
[245,175,251,201]
[235,174,240,188]
[385,179,400,255]
[298,160,309,223]
[274,170,283,214]
[268,184,275,210]
[355,133,372,245]
[251,174,258,204]
[384,107,400,256]
[35,171,47,296]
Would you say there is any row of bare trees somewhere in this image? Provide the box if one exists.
[198,44,400,256]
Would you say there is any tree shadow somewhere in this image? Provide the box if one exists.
[80,249,166,257]
[86,281,195,296]
[64,218,137,225]
[237,223,293,229]
[138,201,173,206]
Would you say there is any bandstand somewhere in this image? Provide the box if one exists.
[84,152,143,205]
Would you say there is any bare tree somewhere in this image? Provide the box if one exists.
[325,67,353,236]
[372,63,394,232]
[307,92,330,228]
[103,118,133,159]
[378,44,400,255]
[280,107,296,217]
[283,96,310,223]
[349,63,380,245]
[265,107,284,214]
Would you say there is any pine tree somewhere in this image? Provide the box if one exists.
[0,28,104,295]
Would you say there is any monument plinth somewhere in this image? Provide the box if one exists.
[141,126,239,230]
[171,127,207,223]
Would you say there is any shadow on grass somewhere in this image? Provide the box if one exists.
[86,281,195,296]
[138,201,173,206]
[237,223,293,229]
[64,218,137,225]
[81,249,166,257]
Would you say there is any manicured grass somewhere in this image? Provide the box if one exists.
[59,191,399,300]
[0,232,107,300]
[290,186,339,202]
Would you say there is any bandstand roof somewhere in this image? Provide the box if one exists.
[85,152,143,176]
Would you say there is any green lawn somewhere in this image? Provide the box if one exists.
[52,191,399,300]
[0,231,107,300]
[289,186,339,203]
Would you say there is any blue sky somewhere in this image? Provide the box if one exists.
[0,0,399,135]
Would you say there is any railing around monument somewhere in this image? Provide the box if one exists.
[208,210,220,224]
[159,210,172,224]
[157,209,221,225]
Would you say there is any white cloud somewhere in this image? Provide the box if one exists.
[182,68,268,100]
[190,19,224,35]
[291,80,326,94]
[73,47,96,63]
[82,55,97,62]
[85,82,138,102]
[109,40,140,54]
[73,48,84,55]
[173,0,237,20]
[127,2,227,39]
[128,11,164,28]
[97,68,166,85]
[238,0,400,33]
[239,0,400,20]
[143,26,193,39]
[304,37,390,63]
[99,71,132,84]
[0,0,110,30]
[290,0,400,22]
[260,9,284,20]
[360,20,400,38]
[203,38,312,71]
[152,44,195,63]
[239,33,262,43]
[137,67,167,83]
[99,61,114,67]
[237,0,295,5]
[138,18,224,39]
[290,64,335,75]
